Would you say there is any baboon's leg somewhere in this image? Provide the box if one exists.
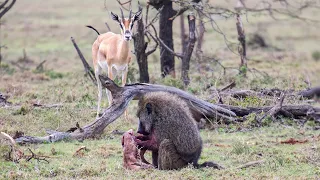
[152,151,158,168]
[158,139,188,170]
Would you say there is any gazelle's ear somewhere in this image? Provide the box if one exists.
[133,9,142,21]
[111,12,119,21]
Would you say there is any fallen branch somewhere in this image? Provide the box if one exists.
[219,104,320,120]
[15,75,236,144]
[299,86,320,99]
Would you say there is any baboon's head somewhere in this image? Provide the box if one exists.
[110,8,142,41]
[136,100,154,135]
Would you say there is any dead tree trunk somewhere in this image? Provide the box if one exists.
[181,14,196,86]
[15,75,236,144]
[195,11,205,72]
[180,14,187,53]
[0,0,16,65]
[159,1,175,77]
[133,8,149,83]
[133,3,158,83]
[236,14,247,76]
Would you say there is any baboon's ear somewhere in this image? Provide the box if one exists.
[146,103,152,115]
[133,9,142,21]
[111,12,119,22]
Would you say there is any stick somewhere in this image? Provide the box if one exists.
[70,37,97,85]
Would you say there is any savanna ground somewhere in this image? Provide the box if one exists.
[0,0,320,179]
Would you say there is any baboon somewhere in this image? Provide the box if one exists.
[121,129,154,170]
[135,92,223,170]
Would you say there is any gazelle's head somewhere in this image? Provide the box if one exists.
[111,8,142,41]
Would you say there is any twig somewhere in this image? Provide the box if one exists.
[73,146,87,157]
[0,0,16,19]
[219,81,236,92]
[26,148,50,163]
[105,22,111,31]
[147,24,184,58]
[35,60,47,72]
[257,93,286,124]
[144,6,163,30]
[236,160,265,169]
[116,0,131,11]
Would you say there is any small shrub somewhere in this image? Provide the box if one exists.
[127,65,138,83]
[261,116,273,126]
[0,63,15,75]
[160,76,184,89]
[232,96,263,107]
[231,142,251,155]
[12,105,30,115]
[312,51,320,61]
[45,70,64,79]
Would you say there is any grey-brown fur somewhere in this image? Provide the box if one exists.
[136,92,221,170]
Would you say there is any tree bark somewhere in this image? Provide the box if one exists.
[133,8,149,83]
[181,14,196,86]
[180,14,187,53]
[236,14,247,76]
[219,104,320,119]
[159,1,175,77]
[298,86,320,99]
[195,11,205,71]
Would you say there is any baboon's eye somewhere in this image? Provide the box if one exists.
[146,103,152,115]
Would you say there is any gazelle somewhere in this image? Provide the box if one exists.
[88,9,142,118]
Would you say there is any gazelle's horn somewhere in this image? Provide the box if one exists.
[129,9,132,19]
[120,8,124,20]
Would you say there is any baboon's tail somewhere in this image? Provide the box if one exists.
[196,161,225,169]
[86,25,100,35]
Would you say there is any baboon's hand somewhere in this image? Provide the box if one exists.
[135,139,158,151]
[135,134,150,141]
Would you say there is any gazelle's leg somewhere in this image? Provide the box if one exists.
[95,66,102,118]
[106,66,114,107]
[122,66,129,120]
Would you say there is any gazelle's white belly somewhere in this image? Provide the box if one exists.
[97,61,127,77]
[98,60,109,72]
[112,64,127,72]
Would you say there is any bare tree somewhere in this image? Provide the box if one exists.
[0,0,16,65]
[148,0,176,77]
[133,3,158,83]
[181,14,196,86]
[180,13,187,54]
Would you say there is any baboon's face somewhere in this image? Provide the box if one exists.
[137,102,153,135]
